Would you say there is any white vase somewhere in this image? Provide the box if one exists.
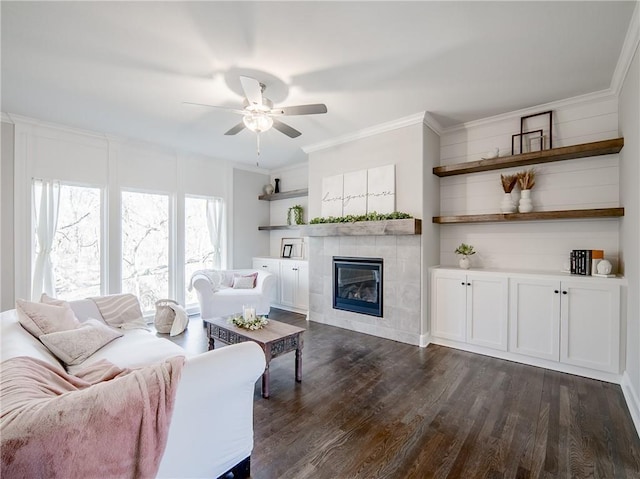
[500,192,517,213]
[264,184,274,195]
[518,189,533,213]
[459,256,470,269]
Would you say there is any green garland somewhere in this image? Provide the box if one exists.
[309,211,412,224]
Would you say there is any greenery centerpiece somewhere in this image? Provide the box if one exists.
[228,314,269,331]
[310,211,412,224]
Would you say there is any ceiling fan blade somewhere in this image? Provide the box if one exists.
[224,122,246,135]
[272,119,302,138]
[239,76,263,106]
[272,104,328,116]
[183,101,245,115]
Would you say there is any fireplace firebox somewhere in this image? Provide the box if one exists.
[333,256,383,317]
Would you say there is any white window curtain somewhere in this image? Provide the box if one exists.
[206,198,224,270]
[32,179,61,300]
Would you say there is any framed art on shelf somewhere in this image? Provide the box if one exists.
[280,237,305,259]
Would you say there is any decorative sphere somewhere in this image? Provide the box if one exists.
[597,259,612,275]
[264,184,275,195]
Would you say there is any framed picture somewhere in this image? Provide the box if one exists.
[280,237,305,259]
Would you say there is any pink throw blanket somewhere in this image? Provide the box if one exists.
[1,356,184,479]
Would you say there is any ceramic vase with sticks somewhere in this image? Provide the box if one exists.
[500,174,518,213]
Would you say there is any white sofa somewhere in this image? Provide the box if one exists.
[191,269,275,319]
[0,298,266,479]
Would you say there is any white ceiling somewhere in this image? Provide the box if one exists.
[1,1,636,170]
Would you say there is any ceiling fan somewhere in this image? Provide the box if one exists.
[185,76,327,157]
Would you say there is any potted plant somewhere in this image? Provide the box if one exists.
[500,174,518,213]
[287,205,304,225]
[455,243,476,269]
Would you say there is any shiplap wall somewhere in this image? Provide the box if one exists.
[438,93,621,272]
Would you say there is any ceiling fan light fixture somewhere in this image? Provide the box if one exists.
[243,113,273,133]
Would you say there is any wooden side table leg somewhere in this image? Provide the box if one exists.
[262,364,270,398]
[295,347,302,382]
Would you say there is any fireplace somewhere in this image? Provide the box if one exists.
[333,256,383,317]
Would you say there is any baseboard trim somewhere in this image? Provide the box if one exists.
[429,337,622,384]
[622,371,640,439]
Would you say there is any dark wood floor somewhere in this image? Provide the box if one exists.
[167,309,640,479]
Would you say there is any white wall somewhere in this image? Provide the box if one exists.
[2,115,261,306]
[438,94,622,272]
[232,168,270,268]
[1,121,15,311]
[308,123,425,219]
[619,45,640,435]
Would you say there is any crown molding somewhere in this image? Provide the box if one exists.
[302,112,425,154]
[422,112,444,135]
[440,88,617,135]
[1,112,14,124]
[611,1,640,95]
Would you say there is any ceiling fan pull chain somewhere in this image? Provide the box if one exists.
[256,132,261,165]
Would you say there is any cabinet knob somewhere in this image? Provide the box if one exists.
[467,282,471,286]
[461,282,465,286]
[562,291,568,295]
[554,290,559,294]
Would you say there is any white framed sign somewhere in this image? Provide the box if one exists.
[367,165,395,213]
[321,174,344,218]
[343,170,368,216]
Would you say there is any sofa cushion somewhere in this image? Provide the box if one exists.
[40,319,124,366]
[66,329,188,375]
[15,299,81,339]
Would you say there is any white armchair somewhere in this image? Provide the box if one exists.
[190,269,275,319]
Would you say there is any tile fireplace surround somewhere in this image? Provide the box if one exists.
[308,235,423,345]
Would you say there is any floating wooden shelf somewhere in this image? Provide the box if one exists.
[299,218,422,237]
[258,188,308,201]
[433,208,624,224]
[433,138,624,177]
[258,225,301,231]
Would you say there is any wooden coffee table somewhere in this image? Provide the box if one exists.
[204,317,305,398]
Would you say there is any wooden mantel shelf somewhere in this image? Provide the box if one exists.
[433,207,624,224]
[299,218,422,236]
[433,138,624,177]
[258,188,308,201]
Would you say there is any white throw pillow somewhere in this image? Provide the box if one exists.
[15,299,81,339]
[89,293,144,329]
[39,319,124,366]
[232,273,258,289]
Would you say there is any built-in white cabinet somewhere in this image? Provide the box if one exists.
[252,257,309,313]
[280,261,309,311]
[431,269,508,351]
[430,267,623,381]
[510,277,620,373]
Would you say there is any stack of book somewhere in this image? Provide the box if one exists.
[570,249,604,275]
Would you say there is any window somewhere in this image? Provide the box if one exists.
[184,196,224,306]
[33,180,102,300]
[121,191,169,313]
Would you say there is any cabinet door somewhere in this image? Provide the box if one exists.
[252,258,280,304]
[295,261,309,310]
[280,262,298,307]
[560,281,620,373]
[431,270,467,341]
[509,278,560,361]
[466,275,508,351]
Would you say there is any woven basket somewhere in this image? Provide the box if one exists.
[155,299,178,334]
